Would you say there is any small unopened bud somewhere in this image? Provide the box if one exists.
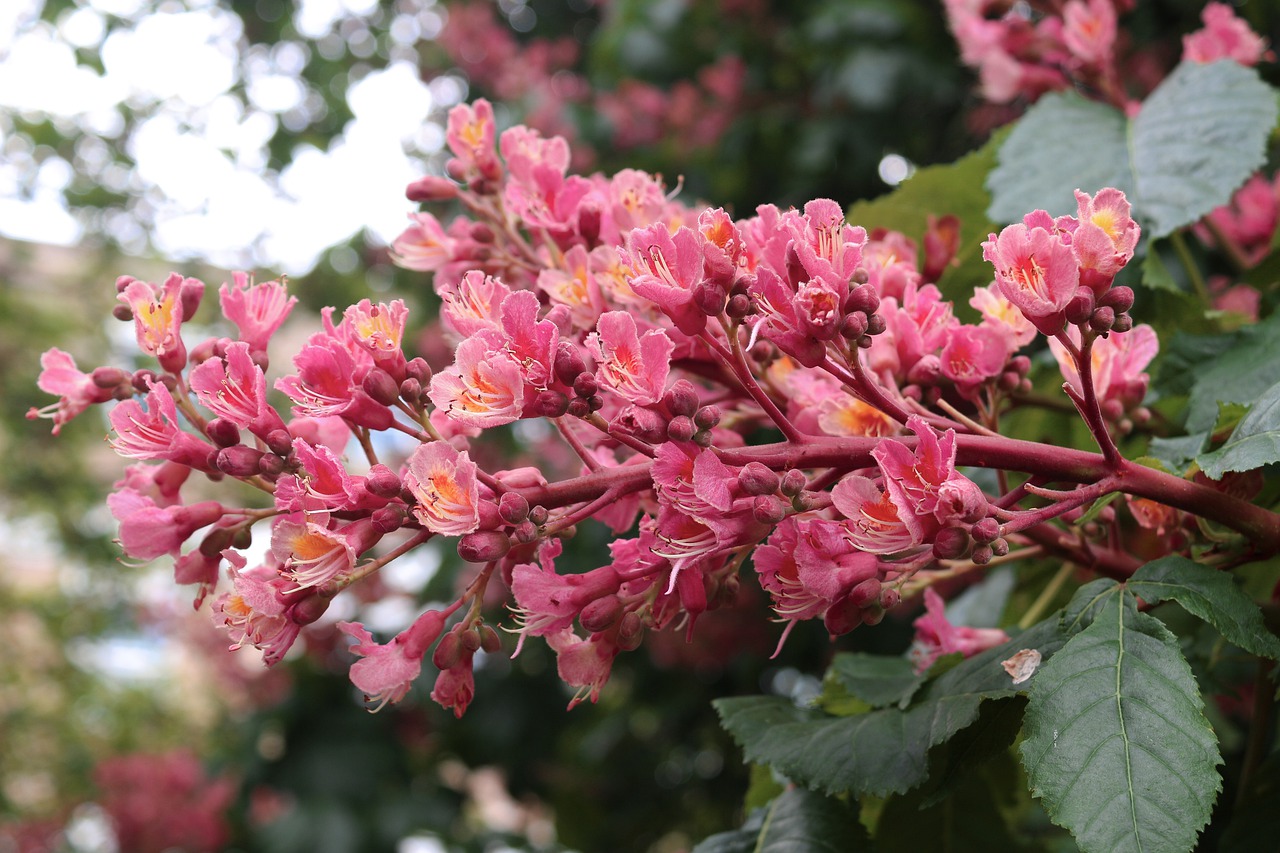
[469,222,495,243]
[405,175,459,202]
[264,429,294,457]
[132,369,158,393]
[780,469,807,497]
[851,267,870,286]
[365,464,402,498]
[457,530,511,563]
[573,372,598,399]
[432,631,463,670]
[566,398,591,418]
[617,611,644,651]
[1111,312,1133,333]
[112,304,134,322]
[862,605,886,626]
[692,428,713,448]
[791,491,820,513]
[990,537,1010,557]
[579,596,624,633]
[554,343,587,386]
[865,313,887,336]
[971,517,1000,543]
[1089,306,1116,333]
[1099,286,1134,313]
[480,624,502,653]
[692,280,727,316]
[693,405,721,430]
[879,588,901,610]
[179,278,204,322]
[399,377,423,404]
[498,492,530,525]
[840,312,869,340]
[533,389,570,418]
[1065,289,1096,325]
[91,366,129,389]
[738,462,781,496]
[460,627,482,652]
[844,283,879,316]
[232,526,253,549]
[514,520,539,543]
[726,293,754,319]
[663,380,699,418]
[849,578,882,608]
[752,495,788,525]
[205,417,241,448]
[258,453,285,477]
[972,544,994,565]
[528,506,549,526]
[586,394,604,412]
[371,505,407,534]
[667,415,696,442]
[932,526,970,560]
[362,368,401,406]
[998,371,1021,392]
[405,357,432,386]
[216,445,265,477]
[289,593,332,626]
[198,526,236,558]
[1010,355,1031,376]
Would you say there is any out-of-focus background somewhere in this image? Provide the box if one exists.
[3,1,1260,851]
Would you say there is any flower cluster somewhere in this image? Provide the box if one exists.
[40,91,1250,719]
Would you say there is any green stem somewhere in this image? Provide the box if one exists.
[1170,231,1211,305]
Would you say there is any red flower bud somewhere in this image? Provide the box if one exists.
[362,368,401,406]
[738,462,781,496]
[498,492,530,525]
[457,530,510,563]
[667,415,696,443]
[579,596,624,633]
[533,389,570,418]
[205,417,242,448]
[663,380,700,418]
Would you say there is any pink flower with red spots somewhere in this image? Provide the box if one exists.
[404,440,482,536]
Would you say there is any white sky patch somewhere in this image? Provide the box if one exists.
[0,0,443,275]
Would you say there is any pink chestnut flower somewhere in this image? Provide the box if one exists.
[27,348,122,434]
[338,609,447,711]
[403,440,482,536]
[909,587,1010,673]
[588,310,673,406]
[982,217,1079,335]
[1183,2,1271,67]
[218,272,297,356]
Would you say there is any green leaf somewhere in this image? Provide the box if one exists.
[1184,311,1280,433]
[692,787,870,853]
[1196,380,1280,479]
[716,617,1069,797]
[1060,577,1122,631]
[989,61,1277,238]
[827,652,923,710]
[1129,555,1280,660]
[1020,592,1222,853]
[846,131,1003,312]
[1141,242,1181,292]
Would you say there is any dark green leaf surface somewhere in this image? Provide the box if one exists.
[1184,312,1280,434]
[692,788,869,853]
[1196,380,1280,479]
[1130,556,1280,660]
[989,61,1277,237]
[1021,593,1222,853]
[827,652,924,709]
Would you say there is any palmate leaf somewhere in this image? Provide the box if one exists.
[1129,556,1280,660]
[988,61,1277,237]
[691,787,869,853]
[715,617,1068,798]
[1020,592,1222,853]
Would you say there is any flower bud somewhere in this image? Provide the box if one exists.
[932,526,970,560]
[844,283,879,316]
[862,604,886,626]
[617,611,644,651]
[514,520,539,543]
[998,371,1022,392]
[528,505,549,526]
[498,492,530,525]
[365,464,402,498]
[879,587,901,610]
[971,544,994,565]
[132,369,159,393]
[1010,355,1031,376]
[667,415,696,443]
[179,278,204,323]
[738,461,781,496]
[577,201,602,246]
[533,389,570,418]
[288,593,332,626]
[469,222,495,243]
[692,280,727,316]
[404,357,432,386]
[840,312,868,340]
[971,517,1000,543]
[726,293,754,319]
[232,526,253,549]
[1099,286,1134,313]
[1089,306,1116,333]
[399,377,423,405]
[91,366,129,389]
[198,526,236,558]
[693,405,721,430]
[264,429,294,458]
[849,577,882,608]
[1111,312,1133,333]
[216,445,265,477]
[1065,289,1096,325]
[405,175,458,202]
[851,267,870,286]
[586,394,604,413]
[258,453,286,477]
[865,313,887,336]
[457,530,510,563]
[907,355,942,387]
[752,495,788,525]
[205,417,241,448]
[371,504,407,534]
[112,303,134,322]
[573,371,598,399]
[362,368,401,406]
[663,380,700,418]
[566,398,591,418]
[480,624,502,653]
[475,496,503,531]
[432,631,463,670]
[612,405,668,443]
[579,596,624,633]
[554,343,587,386]
[692,428,713,447]
[460,627,482,652]
[780,469,807,497]
[990,537,1010,557]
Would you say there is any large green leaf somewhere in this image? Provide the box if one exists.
[989,61,1277,238]
[1196,379,1280,479]
[716,618,1069,797]
[826,652,923,710]
[1129,556,1280,660]
[1020,592,1222,853]
[691,787,869,853]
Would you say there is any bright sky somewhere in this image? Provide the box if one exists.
[0,0,456,275]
